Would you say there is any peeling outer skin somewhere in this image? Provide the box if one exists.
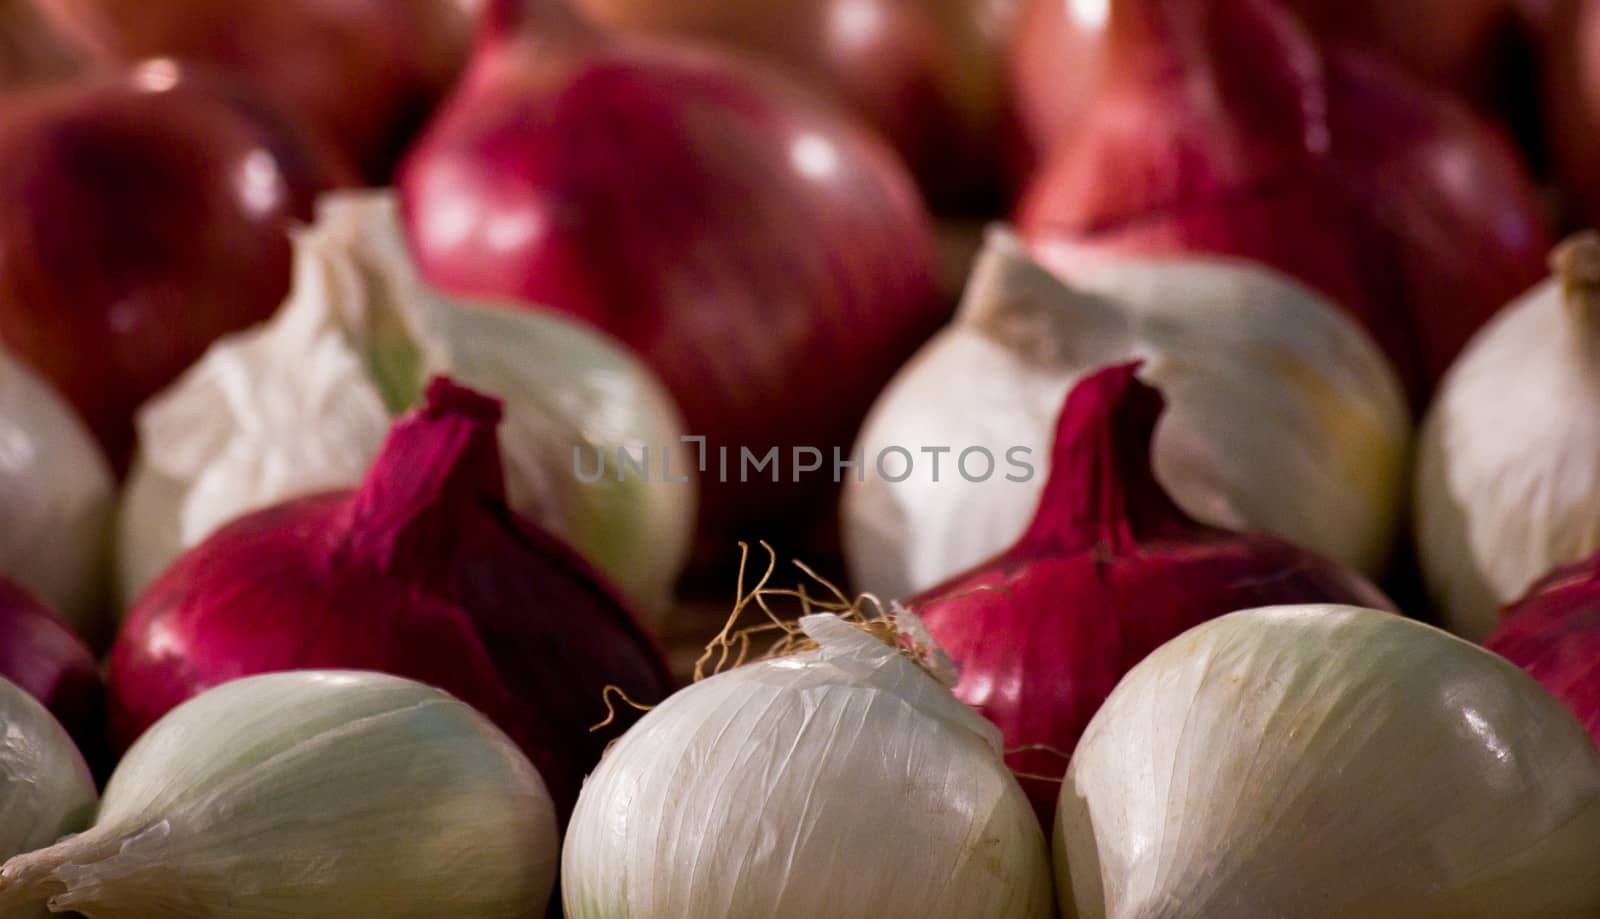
[563,613,1054,919]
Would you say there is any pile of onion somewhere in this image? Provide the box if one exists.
[35,0,474,178]
[1487,551,1600,746]
[1016,0,1550,396]
[573,0,1020,211]
[107,377,673,816]
[907,363,1390,818]
[399,0,942,544]
[0,61,344,467]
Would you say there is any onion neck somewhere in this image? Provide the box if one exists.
[1014,362,1194,557]
[333,377,509,593]
[1553,232,1600,332]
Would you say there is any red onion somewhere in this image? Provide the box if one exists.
[36,0,474,179]
[906,362,1392,820]
[573,0,1019,211]
[107,377,672,816]
[1290,0,1516,100]
[1487,553,1600,747]
[0,577,102,765]
[1005,0,1106,176]
[0,0,85,90]
[1016,0,1550,396]
[1543,0,1600,228]
[0,62,344,468]
[400,0,942,542]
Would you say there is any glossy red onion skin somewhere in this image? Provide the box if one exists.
[107,378,673,816]
[36,0,473,179]
[0,66,343,469]
[1005,0,1105,177]
[574,0,1019,212]
[400,3,942,540]
[1016,0,1550,397]
[1487,557,1600,747]
[0,577,103,768]
[907,363,1392,821]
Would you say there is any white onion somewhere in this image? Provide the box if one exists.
[0,346,112,642]
[0,670,558,918]
[121,189,694,615]
[0,676,95,864]
[1416,233,1600,639]
[563,612,1054,918]
[1058,604,1600,918]
[845,230,1409,600]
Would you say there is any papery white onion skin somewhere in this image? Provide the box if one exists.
[0,677,95,884]
[118,190,694,616]
[845,231,1409,600]
[0,670,558,918]
[1058,604,1600,919]
[1416,234,1600,640]
[563,613,1054,919]
[0,345,112,643]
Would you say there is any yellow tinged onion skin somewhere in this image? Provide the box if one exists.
[0,671,558,918]
[1058,605,1600,919]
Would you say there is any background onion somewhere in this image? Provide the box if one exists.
[399,0,943,549]
[0,0,85,91]
[0,578,102,769]
[0,61,345,469]
[0,344,112,640]
[1542,0,1600,228]
[573,0,1021,212]
[107,378,671,817]
[1016,0,1550,397]
[908,363,1391,820]
[36,0,474,179]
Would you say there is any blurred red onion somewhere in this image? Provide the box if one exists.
[1487,552,1600,747]
[36,0,474,178]
[0,61,345,468]
[399,0,942,544]
[1543,0,1600,228]
[0,577,102,765]
[574,0,1020,211]
[907,363,1391,821]
[0,0,85,90]
[1016,0,1550,398]
[108,377,672,816]
[1290,0,1516,100]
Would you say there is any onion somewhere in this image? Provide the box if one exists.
[1543,0,1600,228]
[573,0,1019,211]
[906,363,1390,821]
[0,343,112,641]
[563,611,1053,918]
[0,61,344,469]
[845,231,1409,601]
[1290,0,1516,99]
[1005,0,1107,174]
[1059,604,1600,918]
[36,0,473,179]
[399,0,942,543]
[0,578,101,768]
[0,670,558,918]
[120,190,694,617]
[1017,0,1551,395]
[1416,234,1600,640]
[0,675,95,902]
[1488,553,1600,747]
[0,0,85,90]
[107,377,672,817]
